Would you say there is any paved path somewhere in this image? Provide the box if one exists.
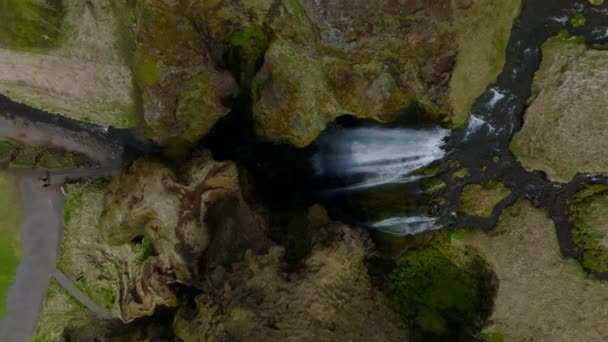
[53,270,112,320]
[0,116,124,341]
[0,178,64,342]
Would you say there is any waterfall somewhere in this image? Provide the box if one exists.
[313,127,449,190]
[312,126,450,235]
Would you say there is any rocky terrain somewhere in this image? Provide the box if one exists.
[2,0,608,342]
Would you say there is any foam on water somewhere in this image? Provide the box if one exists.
[370,216,441,236]
[313,127,449,191]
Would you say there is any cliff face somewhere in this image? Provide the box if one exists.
[55,154,413,340]
[0,0,520,147]
[173,224,410,342]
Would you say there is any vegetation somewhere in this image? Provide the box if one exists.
[568,185,608,272]
[33,279,88,342]
[0,172,23,318]
[449,0,521,127]
[0,0,66,50]
[569,13,587,28]
[386,232,496,340]
[461,181,511,218]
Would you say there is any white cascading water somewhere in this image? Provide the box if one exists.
[312,126,449,235]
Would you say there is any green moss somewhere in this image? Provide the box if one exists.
[0,172,23,318]
[137,59,161,87]
[568,188,608,273]
[582,251,608,273]
[478,332,505,342]
[77,278,115,310]
[461,181,511,218]
[36,148,92,170]
[226,25,269,84]
[132,235,157,263]
[569,13,587,28]
[0,140,17,164]
[0,0,66,51]
[10,144,40,168]
[423,178,446,194]
[386,232,496,339]
[451,168,470,179]
[589,0,605,5]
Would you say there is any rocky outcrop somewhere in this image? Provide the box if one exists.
[251,0,520,146]
[59,152,267,322]
[124,1,237,145]
[99,152,257,286]
[253,0,456,147]
[511,33,608,182]
[173,224,410,342]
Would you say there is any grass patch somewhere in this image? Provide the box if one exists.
[0,172,24,318]
[449,0,521,127]
[0,0,66,51]
[461,181,511,218]
[33,279,89,342]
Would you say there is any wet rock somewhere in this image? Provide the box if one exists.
[511,33,608,182]
[173,224,409,341]
[465,200,608,340]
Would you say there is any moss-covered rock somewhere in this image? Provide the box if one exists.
[59,180,177,323]
[386,231,497,340]
[0,138,92,169]
[173,225,410,341]
[465,200,608,340]
[0,0,138,128]
[511,33,608,182]
[460,181,511,218]
[247,0,521,146]
[123,0,237,145]
[568,186,608,272]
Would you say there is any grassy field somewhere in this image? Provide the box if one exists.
[0,172,24,318]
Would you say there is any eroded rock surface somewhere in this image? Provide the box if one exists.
[59,152,265,322]
[511,33,608,182]
[173,224,410,342]
[124,1,237,145]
